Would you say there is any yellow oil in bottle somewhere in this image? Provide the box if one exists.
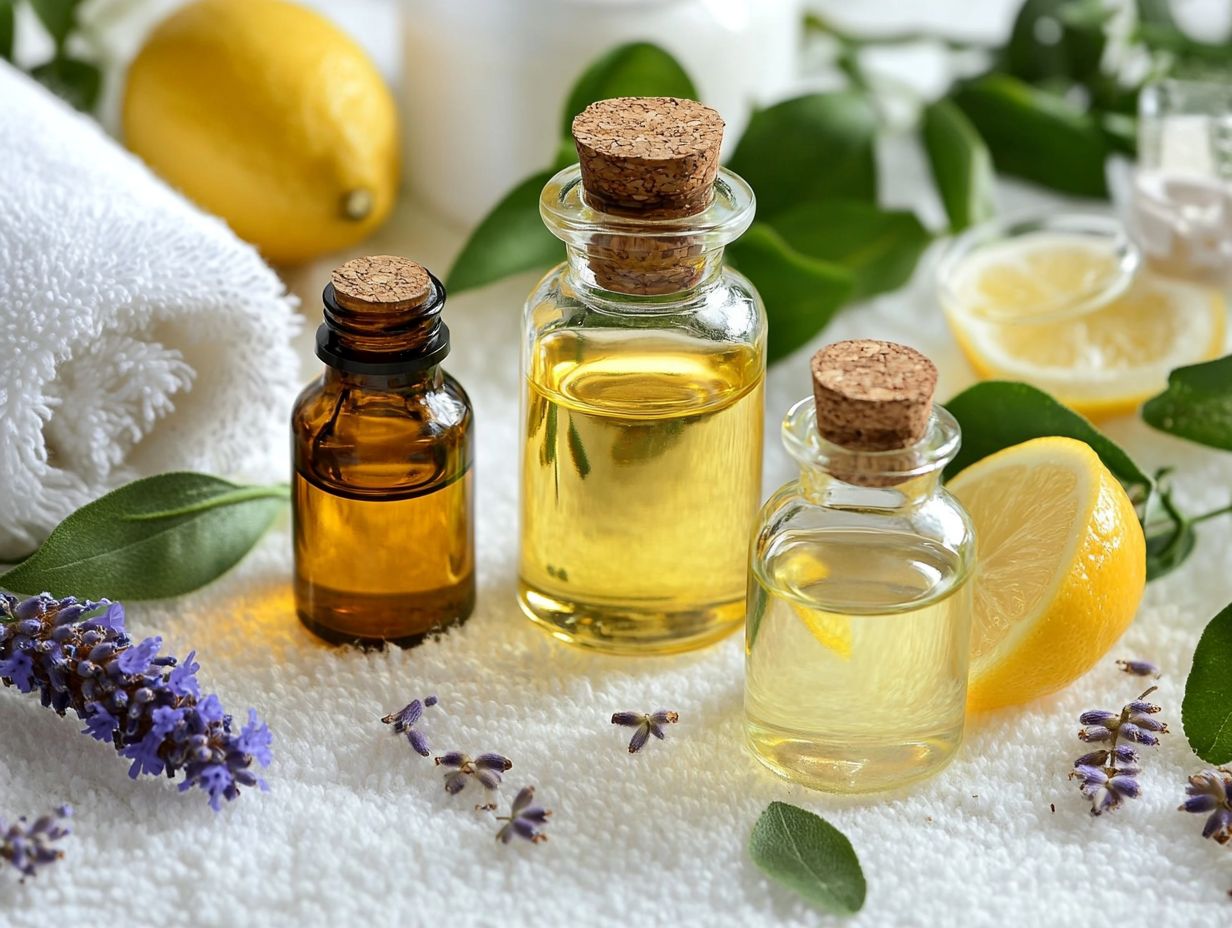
[518,328,763,654]
[745,531,971,792]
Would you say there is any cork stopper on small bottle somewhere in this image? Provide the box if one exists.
[810,340,938,452]
[572,97,725,219]
[330,255,431,313]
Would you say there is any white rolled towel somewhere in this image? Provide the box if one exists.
[0,62,302,560]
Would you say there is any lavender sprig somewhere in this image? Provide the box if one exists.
[1,806,71,879]
[611,709,679,753]
[434,752,512,794]
[382,695,438,757]
[0,592,271,810]
[1180,769,1232,845]
[1071,683,1166,815]
[494,786,550,845]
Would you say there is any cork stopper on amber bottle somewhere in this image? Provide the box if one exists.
[811,340,938,453]
[330,255,432,313]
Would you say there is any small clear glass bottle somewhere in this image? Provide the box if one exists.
[292,256,475,648]
[518,97,767,655]
[745,340,975,793]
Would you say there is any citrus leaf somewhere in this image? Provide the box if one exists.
[0,473,287,601]
[728,92,879,218]
[768,200,930,301]
[446,170,563,294]
[0,1,14,62]
[944,381,1151,495]
[560,42,697,138]
[726,223,853,363]
[1183,602,1232,765]
[951,74,1109,198]
[749,802,866,916]
[30,56,101,111]
[28,0,76,47]
[921,99,996,233]
[1004,0,1110,85]
[1142,355,1232,451]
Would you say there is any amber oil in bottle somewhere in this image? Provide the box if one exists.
[292,256,474,648]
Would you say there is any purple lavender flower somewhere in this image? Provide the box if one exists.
[1070,681,1166,816]
[612,709,679,753]
[1116,659,1160,677]
[495,786,551,845]
[434,752,511,794]
[1179,770,1232,845]
[0,592,271,811]
[382,695,438,757]
[1,806,71,879]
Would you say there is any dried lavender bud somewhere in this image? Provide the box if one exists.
[1127,700,1161,714]
[433,752,511,794]
[494,786,551,845]
[381,694,439,757]
[1179,770,1232,845]
[1071,675,1166,816]
[1117,659,1160,677]
[612,709,679,753]
[0,593,271,810]
[1078,727,1112,743]
[1128,714,1167,732]
[1079,710,1118,727]
[1,805,71,879]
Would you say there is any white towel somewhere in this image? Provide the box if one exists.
[0,62,301,560]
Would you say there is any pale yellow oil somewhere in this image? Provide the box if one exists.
[519,328,763,654]
[745,530,971,792]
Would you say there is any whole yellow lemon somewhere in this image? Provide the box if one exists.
[123,0,399,265]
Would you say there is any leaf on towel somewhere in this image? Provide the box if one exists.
[1182,602,1232,765]
[0,473,287,601]
[1142,355,1232,451]
[749,802,866,916]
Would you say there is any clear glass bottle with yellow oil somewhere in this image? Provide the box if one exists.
[745,340,975,792]
[519,97,766,654]
[292,256,474,648]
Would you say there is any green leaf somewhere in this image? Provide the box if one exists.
[1142,355,1232,451]
[28,0,77,48]
[749,802,866,916]
[943,382,1151,496]
[560,42,697,138]
[921,99,996,233]
[0,1,14,62]
[0,473,287,601]
[1183,602,1232,765]
[951,74,1109,198]
[726,223,854,363]
[728,92,879,218]
[767,200,930,301]
[1004,0,1110,86]
[1143,472,1197,581]
[446,170,563,294]
[30,56,101,111]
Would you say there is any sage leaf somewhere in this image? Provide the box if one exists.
[28,0,76,48]
[560,42,697,138]
[446,170,563,294]
[951,74,1109,198]
[726,223,853,363]
[0,473,287,601]
[1142,355,1232,451]
[921,100,995,233]
[749,802,866,916]
[728,92,879,218]
[944,382,1151,497]
[1183,602,1232,765]
[767,200,930,301]
[0,1,14,62]
[30,56,101,111]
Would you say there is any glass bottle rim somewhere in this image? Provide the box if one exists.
[935,211,1141,326]
[782,398,962,482]
[539,163,756,248]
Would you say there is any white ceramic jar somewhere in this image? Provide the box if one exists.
[401,0,801,227]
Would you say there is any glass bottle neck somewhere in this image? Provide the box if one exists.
[798,466,944,509]
[316,275,451,375]
[563,243,726,304]
[324,365,442,392]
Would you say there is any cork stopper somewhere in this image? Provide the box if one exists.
[810,340,938,452]
[330,256,431,312]
[572,97,724,219]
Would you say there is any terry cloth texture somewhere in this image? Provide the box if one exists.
[0,62,301,559]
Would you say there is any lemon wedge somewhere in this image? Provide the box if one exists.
[944,234,1225,418]
[949,437,1146,710]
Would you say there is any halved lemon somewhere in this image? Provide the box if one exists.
[944,234,1225,419]
[949,436,1146,710]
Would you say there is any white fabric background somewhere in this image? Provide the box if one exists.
[5,2,1232,926]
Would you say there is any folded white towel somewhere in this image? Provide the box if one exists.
[0,63,301,560]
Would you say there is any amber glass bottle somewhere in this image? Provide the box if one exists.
[292,256,474,647]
